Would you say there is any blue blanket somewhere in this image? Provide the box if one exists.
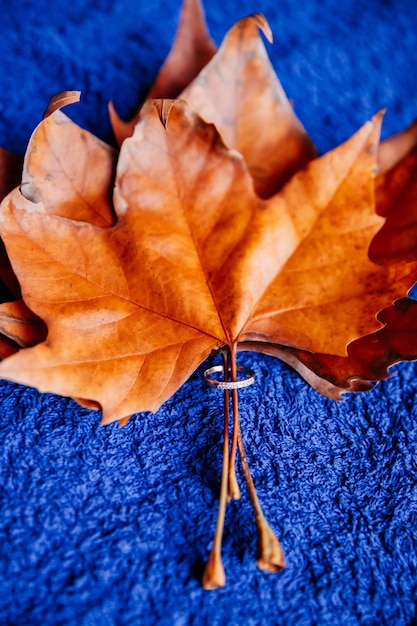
[0,1,416,624]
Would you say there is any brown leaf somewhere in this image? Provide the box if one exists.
[109,0,216,145]
[239,121,417,397]
[377,118,417,175]
[0,299,46,349]
[181,13,316,197]
[0,103,226,422]
[146,0,216,100]
[0,147,22,203]
[239,111,417,356]
[238,119,417,394]
[0,148,23,298]
[0,99,413,422]
[370,122,417,265]
[20,110,116,226]
[0,100,117,359]
[0,146,30,359]
[243,297,417,399]
[0,231,21,299]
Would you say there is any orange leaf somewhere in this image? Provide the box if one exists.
[244,297,417,399]
[181,14,316,197]
[240,111,417,356]
[0,299,46,350]
[20,110,116,226]
[146,0,216,100]
[0,96,116,359]
[370,121,417,265]
[0,98,414,423]
[109,0,216,145]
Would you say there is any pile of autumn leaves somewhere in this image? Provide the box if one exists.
[0,0,417,424]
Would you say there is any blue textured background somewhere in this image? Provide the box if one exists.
[0,1,417,624]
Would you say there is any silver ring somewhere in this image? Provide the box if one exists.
[203,365,255,390]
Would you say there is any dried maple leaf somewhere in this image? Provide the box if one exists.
[0,147,23,298]
[0,93,86,360]
[109,0,216,145]
[1,2,417,589]
[0,146,47,358]
[371,120,417,265]
[180,13,316,197]
[0,98,399,421]
[0,148,22,209]
[240,119,417,399]
[109,0,317,199]
[0,96,415,586]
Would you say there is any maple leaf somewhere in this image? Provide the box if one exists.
[0,147,47,358]
[0,147,23,298]
[240,119,417,398]
[109,0,216,145]
[0,97,401,422]
[0,93,85,360]
[1,1,417,588]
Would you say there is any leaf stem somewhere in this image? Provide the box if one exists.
[202,345,284,587]
[236,422,285,572]
[202,353,230,589]
[224,346,241,501]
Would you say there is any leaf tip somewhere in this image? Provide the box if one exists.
[373,108,386,126]
[249,12,273,43]
[43,91,81,119]
[377,116,417,175]
[109,101,138,145]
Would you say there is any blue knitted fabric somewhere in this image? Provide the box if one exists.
[0,1,417,624]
